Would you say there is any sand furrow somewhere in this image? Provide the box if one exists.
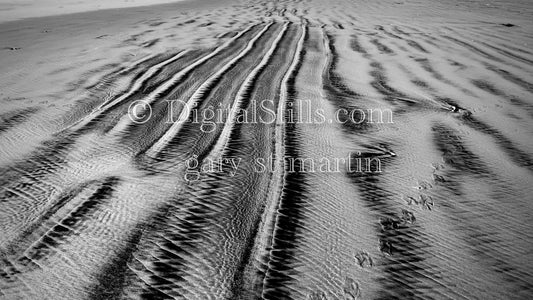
[203,22,289,162]
[146,22,274,157]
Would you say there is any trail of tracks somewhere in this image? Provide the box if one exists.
[146,22,275,157]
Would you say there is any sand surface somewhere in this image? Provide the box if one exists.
[0,0,532,299]
[0,0,189,23]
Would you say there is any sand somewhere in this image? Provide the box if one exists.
[0,0,532,299]
[0,0,191,23]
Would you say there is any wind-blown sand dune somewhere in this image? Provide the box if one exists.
[0,0,532,299]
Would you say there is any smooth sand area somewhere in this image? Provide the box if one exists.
[0,0,193,23]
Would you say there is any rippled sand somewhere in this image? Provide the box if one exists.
[1,0,532,299]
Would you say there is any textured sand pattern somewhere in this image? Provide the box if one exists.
[0,0,532,299]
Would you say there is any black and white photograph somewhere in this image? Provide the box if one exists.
[0,0,532,299]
